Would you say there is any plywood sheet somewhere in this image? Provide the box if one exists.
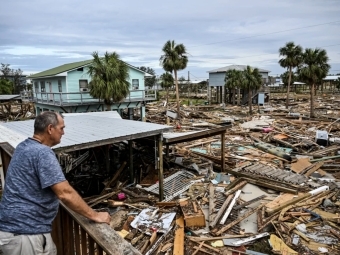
[290,158,311,173]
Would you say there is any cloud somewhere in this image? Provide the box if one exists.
[0,0,339,77]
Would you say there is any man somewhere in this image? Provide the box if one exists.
[0,112,111,255]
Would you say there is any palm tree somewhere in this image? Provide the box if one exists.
[160,72,174,106]
[243,66,263,114]
[88,51,130,110]
[281,71,297,92]
[160,40,188,117]
[297,48,330,118]
[225,69,243,105]
[139,66,156,89]
[279,42,303,108]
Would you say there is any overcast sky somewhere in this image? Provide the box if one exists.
[1,0,340,80]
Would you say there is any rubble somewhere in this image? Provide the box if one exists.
[74,100,340,255]
[3,94,339,254]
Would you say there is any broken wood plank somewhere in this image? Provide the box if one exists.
[208,183,215,226]
[225,180,247,196]
[213,204,264,236]
[100,161,127,195]
[304,162,324,177]
[234,194,266,210]
[220,190,242,224]
[190,240,220,253]
[173,216,184,255]
[290,158,311,174]
[187,234,252,242]
[210,194,233,228]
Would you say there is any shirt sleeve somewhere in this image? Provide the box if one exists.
[37,148,66,189]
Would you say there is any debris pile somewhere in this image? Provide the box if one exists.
[0,102,35,121]
[79,105,340,254]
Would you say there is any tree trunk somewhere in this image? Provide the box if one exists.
[237,87,241,106]
[248,86,252,114]
[232,87,236,105]
[286,67,292,109]
[174,70,180,119]
[310,83,315,118]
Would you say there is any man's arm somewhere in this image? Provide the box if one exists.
[51,180,111,224]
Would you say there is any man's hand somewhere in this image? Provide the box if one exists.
[92,212,111,224]
[52,181,111,224]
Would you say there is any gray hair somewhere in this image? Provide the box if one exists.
[34,111,63,134]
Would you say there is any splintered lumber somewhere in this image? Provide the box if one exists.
[187,234,252,242]
[267,193,311,215]
[291,158,311,174]
[173,216,184,255]
[190,240,220,253]
[220,190,242,224]
[213,204,264,236]
[88,190,119,207]
[208,184,215,225]
[100,161,127,195]
[235,194,267,210]
[225,181,247,196]
[210,194,233,228]
[304,162,324,177]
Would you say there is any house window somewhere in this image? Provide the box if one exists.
[79,79,89,92]
[40,81,45,92]
[132,79,139,90]
[34,82,39,92]
[77,67,84,72]
[58,80,62,92]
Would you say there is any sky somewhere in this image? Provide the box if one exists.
[1,0,340,80]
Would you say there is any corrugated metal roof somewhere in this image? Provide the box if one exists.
[0,125,27,148]
[0,114,172,151]
[62,111,122,119]
[0,95,21,100]
[208,65,270,73]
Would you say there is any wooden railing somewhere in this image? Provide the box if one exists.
[52,203,141,255]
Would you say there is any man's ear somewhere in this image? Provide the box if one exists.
[47,124,53,135]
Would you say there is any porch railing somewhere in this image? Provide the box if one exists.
[30,89,157,106]
[52,203,141,255]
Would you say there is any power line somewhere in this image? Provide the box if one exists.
[189,20,340,47]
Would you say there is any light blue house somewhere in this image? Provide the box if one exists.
[207,65,270,104]
[27,60,156,120]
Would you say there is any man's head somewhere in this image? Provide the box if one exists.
[34,112,65,147]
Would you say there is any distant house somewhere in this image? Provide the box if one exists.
[27,60,155,120]
[207,65,270,104]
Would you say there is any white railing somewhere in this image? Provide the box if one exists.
[32,89,157,106]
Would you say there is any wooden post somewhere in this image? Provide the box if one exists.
[221,132,226,172]
[129,140,134,183]
[105,145,110,175]
[157,134,164,201]
[166,144,170,157]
